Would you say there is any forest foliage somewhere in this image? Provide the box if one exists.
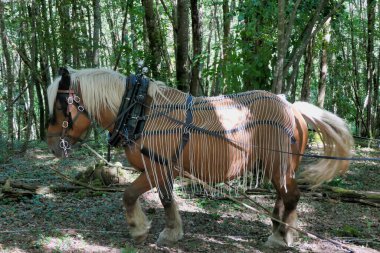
[0,0,379,157]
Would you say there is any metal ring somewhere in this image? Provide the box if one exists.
[59,138,69,149]
[62,121,69,128]
[74,95,81,103]
[67,96,74,104]
[183,126,190,134]
[78,105,85,112]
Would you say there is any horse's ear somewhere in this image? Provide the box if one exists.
[58,67,69,77]
[58,67,71,90]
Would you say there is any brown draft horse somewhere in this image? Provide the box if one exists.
[46,68,353,247]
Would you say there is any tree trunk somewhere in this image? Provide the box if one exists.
[273,0,335,93]
[58,0,71,65]
[349,3,364,135]
[287,58,301,103]
[27,3,41,142]
[190,0,202,96]
[301,38,314,102]
[92,0,101,67]
[71,1,80,68]
[113,1,130,71]
[142,0,161,78]
[176,0,190,91]
[272,0,286,94]
[221,0,230,89]
[47,0,59,73]
[205,5,216,95]
[39,0,54,77]
[317,17,331,108]
[0,2,14,149]
[365,0,375,138]
[374,70,379,137]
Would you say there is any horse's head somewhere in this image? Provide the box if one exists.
[46,67,91,158]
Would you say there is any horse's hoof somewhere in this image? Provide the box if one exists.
[265,234,288,248]
[156,228,183,246]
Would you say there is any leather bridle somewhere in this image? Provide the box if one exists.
[47,88,90,157]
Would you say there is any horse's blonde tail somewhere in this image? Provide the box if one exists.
[293,102,354,188]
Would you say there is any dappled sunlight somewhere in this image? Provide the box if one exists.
[0,245,28,253]
[190,233,261,252]
[212,98,250,130]
[37,233,120,253]
[39,192,57,199]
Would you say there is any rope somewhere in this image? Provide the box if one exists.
[179,169,354,253]
[309,128,380,142]
[140,104,380,163]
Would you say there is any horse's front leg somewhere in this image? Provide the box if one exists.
[156,188,184,246]
[123,172,152,244]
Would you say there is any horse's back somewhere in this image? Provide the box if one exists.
[141,88,299,190]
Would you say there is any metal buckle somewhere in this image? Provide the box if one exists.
[62,121,69,128]
[78,105,85,112]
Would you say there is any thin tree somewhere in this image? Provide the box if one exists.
[300,38,314,102]
[176,0,190,91]
[221,0,230,89]
[317,17,331,108]
[142,0,161,78]
[93,0,101,67]
[0,2,14,149]
[272,0,343,94]
[190,0,202,96]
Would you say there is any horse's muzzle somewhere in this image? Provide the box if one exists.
[47,137,71,158]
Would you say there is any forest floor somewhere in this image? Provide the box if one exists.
[0,141,379,253]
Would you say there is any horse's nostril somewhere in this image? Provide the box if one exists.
[51,149,55,155]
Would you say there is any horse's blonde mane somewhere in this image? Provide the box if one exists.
[47,68,169,119]
[47,68,126,119]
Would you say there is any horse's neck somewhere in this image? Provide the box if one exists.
[96,107,118,132]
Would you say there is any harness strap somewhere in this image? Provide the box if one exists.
[141,147,169,166]
[172,95,193,163]
[140,95,194,201]
[108,74,149,147]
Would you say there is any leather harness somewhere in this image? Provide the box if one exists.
[108,74,194,171]
[108,74,150,147]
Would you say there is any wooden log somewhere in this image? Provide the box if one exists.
[298,184,380,202]
[245,184,380,207]
[0,178,124,197]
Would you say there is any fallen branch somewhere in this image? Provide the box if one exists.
[81,143,138,172]
[245,184,380,207]
[0,176,125,198]
[50,166,125,192]
[0,179,87,194]
[298,184,380,203]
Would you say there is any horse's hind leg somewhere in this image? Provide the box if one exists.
[156,188,183,246]
[267,177,300,247]
[123,172,153,244]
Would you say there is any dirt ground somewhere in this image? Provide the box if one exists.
[0,142,379,253]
